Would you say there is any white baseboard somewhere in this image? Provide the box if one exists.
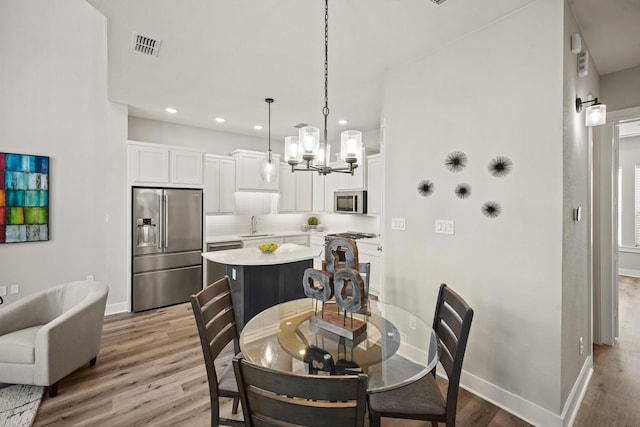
[560,356,593,427]
[105,301,128,315]
[435,357,592,427]
[618,268,640,278]
[452,369,563,427]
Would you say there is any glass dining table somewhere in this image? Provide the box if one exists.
[239,297,441,393]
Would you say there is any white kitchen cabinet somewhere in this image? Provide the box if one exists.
[278,164,296,211]
[366,154,382,215]
[128,141,203,186]
[170,149,203,185]
[128,143,169,184]
[312,173,325,212]
[205,154,236,214]
[279,164,313,212]
[284,235,310,246]
[357,241,382,297]
[232,149,280,192]
[242,237,285,248]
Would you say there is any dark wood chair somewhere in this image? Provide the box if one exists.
[233,354,368,427]
[367,283,474,427]
[190,275,243,427]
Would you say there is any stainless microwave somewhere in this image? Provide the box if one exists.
[334,190,367,214]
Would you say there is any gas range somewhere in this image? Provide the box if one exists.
[324,231,378,241]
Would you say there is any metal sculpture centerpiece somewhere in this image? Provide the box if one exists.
[302,238,367,341]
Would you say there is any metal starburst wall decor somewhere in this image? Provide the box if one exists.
[417,180,434,197]
[488,156,513,177]
[444,151,468,172]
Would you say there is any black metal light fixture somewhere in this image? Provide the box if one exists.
[283,0,362,176]
[261,97,278,183]
[576,97,606,126]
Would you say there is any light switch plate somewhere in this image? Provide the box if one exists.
[435,220,454,235]
[10,284,19,294]
[0,286,6,296]
[391,217,406,230]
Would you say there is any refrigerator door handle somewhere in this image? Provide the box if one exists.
[163,193,169,249]
[157,194,163,249]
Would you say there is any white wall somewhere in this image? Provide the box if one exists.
[0,0,127,309]
[561,0,599,409]
[130,116,280,156]
[382,0,569,423]
[601,65,640,112]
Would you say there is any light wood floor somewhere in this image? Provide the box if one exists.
[34,278,640,426]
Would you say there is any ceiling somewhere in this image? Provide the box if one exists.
[87,0,640,145]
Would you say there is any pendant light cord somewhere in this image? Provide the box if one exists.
[322,0,330,164]
[266,97,274,162]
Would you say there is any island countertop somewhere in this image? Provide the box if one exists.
[202,243,321,266]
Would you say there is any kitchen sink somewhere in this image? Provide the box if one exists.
[237,233,274,238]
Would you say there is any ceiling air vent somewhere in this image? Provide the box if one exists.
[132,33,161,57]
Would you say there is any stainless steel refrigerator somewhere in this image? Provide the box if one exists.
[132,187,203,312]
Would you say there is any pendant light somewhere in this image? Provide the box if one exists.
[283,0,362,176]
[261,98,278,183]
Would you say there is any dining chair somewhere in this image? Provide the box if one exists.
[190,275,243,427]
[367,283,474,427]
[233,354,368,427]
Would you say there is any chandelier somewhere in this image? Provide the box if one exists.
[283,0,363,176]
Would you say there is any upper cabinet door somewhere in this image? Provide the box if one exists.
[205,154,236,214]
[232,150,280,192]
[129,144,170,184]
[171,149,203,185]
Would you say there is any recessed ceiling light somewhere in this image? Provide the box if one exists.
[338,119,348,125]
[215,117,225,123]
[254,124,263,130]
[165,106,178,114]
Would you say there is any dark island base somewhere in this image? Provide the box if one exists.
[226,259,311,331]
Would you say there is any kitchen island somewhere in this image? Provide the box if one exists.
[203,243,321,330]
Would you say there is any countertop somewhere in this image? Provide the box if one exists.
[202,243,321,266]
[206,230,323,244]
[206,230,380,246]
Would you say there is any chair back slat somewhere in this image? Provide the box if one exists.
[234,355,367,427]
[204,306,236,345]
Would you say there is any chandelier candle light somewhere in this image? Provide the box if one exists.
[261,98,278,183]
[284,0,363,176]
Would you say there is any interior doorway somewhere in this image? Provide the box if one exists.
[594,106,640,345]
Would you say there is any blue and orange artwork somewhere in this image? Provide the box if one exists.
[0,152,50,243]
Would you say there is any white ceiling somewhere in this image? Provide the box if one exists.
[87,0,640,145]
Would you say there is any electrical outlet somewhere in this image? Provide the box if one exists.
[0,286,6,296]
[10,284,19,294]
[579,337,584,355]
[409,315,417,330]
[86,275,95,281]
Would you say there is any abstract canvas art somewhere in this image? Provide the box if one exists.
[0,153,49,243]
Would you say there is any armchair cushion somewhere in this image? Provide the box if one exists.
[0,325,43,364]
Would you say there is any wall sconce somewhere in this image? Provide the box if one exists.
[576,97,606,126]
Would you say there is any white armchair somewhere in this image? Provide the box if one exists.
[0,280,109,397]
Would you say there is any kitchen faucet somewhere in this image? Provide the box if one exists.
[251,215,257,235]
